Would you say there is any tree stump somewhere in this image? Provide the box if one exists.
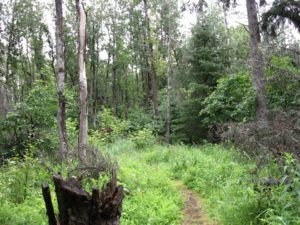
[42,169,123,225]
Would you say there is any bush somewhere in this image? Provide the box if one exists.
[200,71,256,125]
[0,80,58,157]
[257,154,300,224]
[130,128,156,150]
[90,108,129,144]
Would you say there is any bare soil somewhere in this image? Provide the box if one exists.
[174,181,218,225]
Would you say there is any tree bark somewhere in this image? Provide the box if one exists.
[124,68,129,119]
[246,0,268,124]
[91,22,98,128]
[76,0,88,160]
[55,0,69,162]
[42,183,57,225]
[143,0,159,117]
[165,0,172,144]
[104,52,111,106]
[42,172,124,225]
[111,1,118,115]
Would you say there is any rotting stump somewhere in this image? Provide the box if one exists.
[42,169,123,225]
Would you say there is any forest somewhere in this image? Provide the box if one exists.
[0,0,300,224]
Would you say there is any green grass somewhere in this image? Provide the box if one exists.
[0,140,183,225]
[142,143,300,225]
[1,140,299,225]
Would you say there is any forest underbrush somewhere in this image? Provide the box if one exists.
[0,139,299,225]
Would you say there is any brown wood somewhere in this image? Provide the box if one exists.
[143,0,159,117]
[42,183,57,225]
[42,170,123,225]
[55,0,69,162]
[246,0,269,125]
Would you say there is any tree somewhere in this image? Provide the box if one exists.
[165,0,172,144]
[55,0,68,161]
[76,0,88,160]
[143,0,159,117]
[172,9,229,143]
[262,0,300,36]
[246,0,269,124]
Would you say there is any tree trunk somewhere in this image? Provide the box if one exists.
[76,0,88,160]
[91,22,98,128]
[55,0,69,162]
[222,4,229,45]
[165,0,172,144]
[143,0,159,117]
[246,0,268,124]
[111,1,118,115]
[42,172,124,225]
[124,68,129,119]
[112,55,117,115]
[141,29,150,112]
[104,52,111,106]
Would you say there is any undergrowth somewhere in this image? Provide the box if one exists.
[143,144,300,225]
[0,140,299,224]
[0,140,182,225]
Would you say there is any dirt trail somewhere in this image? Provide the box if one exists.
[174,181,218,225]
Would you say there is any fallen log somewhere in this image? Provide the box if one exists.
[42,169,123,225]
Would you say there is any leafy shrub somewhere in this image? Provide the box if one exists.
[266,56,300,110]
[258,154,300,224]
[0,80,58,157]
[127,106,154,132]
[90,108,129,144]
[130,128,156,150]
[200,71,256,125]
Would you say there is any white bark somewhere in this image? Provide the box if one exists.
[76,0,88,160]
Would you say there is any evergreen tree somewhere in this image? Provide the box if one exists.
[173,9,229,143]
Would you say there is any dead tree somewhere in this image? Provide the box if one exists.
[42,170,123,225]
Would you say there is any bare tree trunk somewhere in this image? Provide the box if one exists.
[165,0,172,144]
[55,0,69,162]
[141,29,150,112]
[104,52,111,106]
[111,1,118,115]
[76,0,88,160]
[91,22,98,129]
[222,4,229,45]
[143,0,159,117]
[246,0,268,125]
[124,68,129,119]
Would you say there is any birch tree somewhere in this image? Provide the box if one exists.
[76,0,88,159]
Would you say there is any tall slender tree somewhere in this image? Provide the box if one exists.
[165,0,172,144]
[55,0,68,161]
[143,0,159,117]
[76,0,88,160]
[246,0,268,124]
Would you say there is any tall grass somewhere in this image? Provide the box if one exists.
[143,144,300,225]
